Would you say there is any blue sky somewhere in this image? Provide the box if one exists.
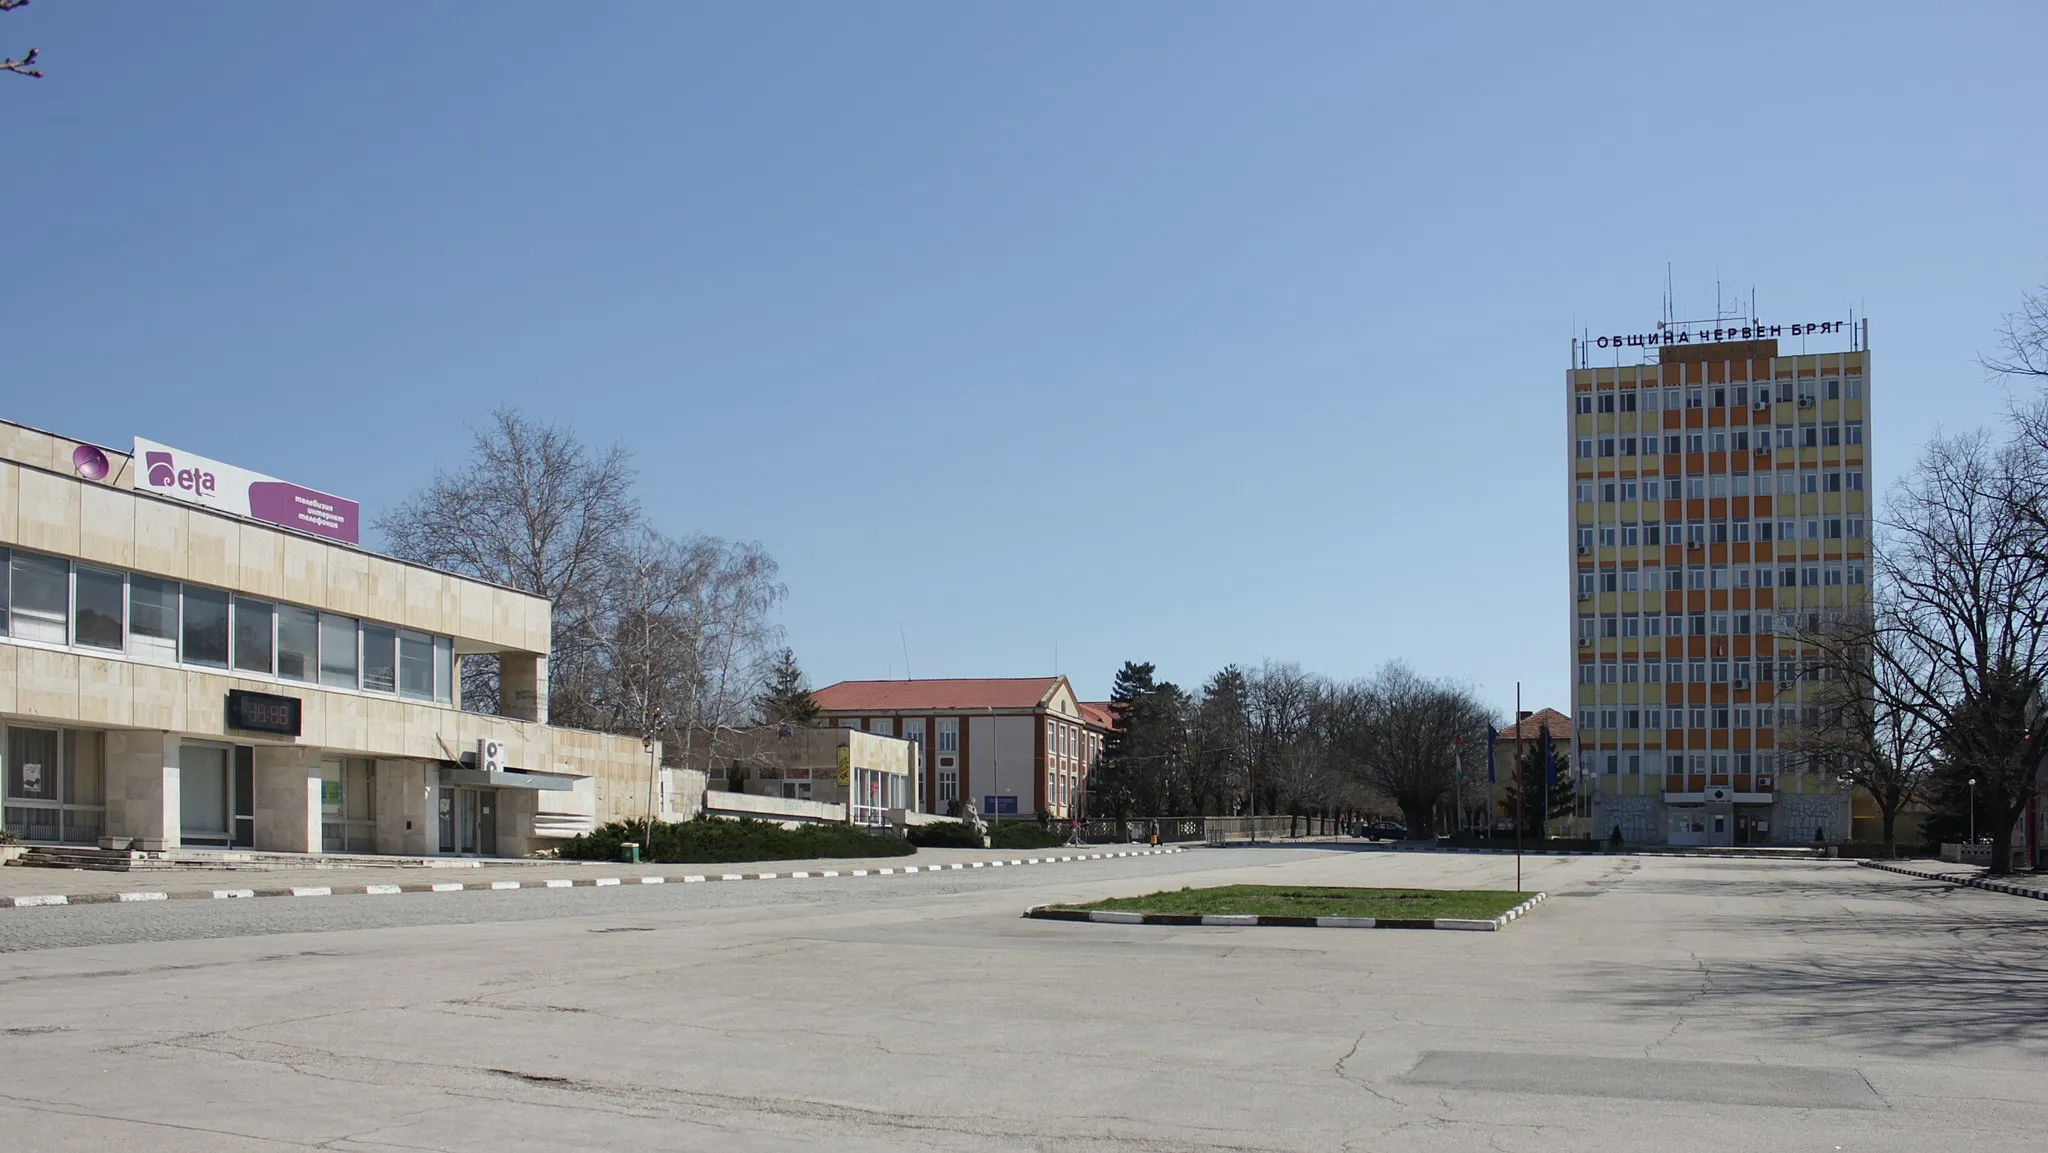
[7,3,2045,713]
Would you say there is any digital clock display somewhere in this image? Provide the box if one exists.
[226,690,302,736]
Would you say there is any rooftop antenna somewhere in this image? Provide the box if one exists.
[1665,263,1674,327]
[898,623,912,681]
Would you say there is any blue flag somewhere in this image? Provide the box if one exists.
[1486,724,1498,782]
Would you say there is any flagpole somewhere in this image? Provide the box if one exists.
[1514,682,1523,893]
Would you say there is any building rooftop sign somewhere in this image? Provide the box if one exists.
[1592,320,1849,350]
[134,437,361,545]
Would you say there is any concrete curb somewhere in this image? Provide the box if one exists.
[1859,859,2048,903]
[1,847,1190,911]
[1023,891,1548,932]
[1351,845,1836,862]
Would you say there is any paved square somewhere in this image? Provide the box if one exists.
[1,847,2043,1150]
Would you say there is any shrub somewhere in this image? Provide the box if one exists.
[989,822,1064,850]
[557,817,914,864]
[906,822,985,849]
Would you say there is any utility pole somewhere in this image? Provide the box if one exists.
[1514,682,1523,893]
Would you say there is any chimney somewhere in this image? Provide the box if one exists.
[1518,710,1532,721]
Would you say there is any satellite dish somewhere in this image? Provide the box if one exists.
[72,444,110,481]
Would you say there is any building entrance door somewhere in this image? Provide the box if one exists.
[179,745,232,847]
[438,787,497,856]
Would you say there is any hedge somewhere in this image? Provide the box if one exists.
[989,822,1066,850]
[906,823,985,849]
[557,817,914,863]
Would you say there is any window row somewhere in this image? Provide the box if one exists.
[1576,422,1864,459]
[1579,608,1852,641]
[1576,654,1848,685]
[1576,471,1866,503]
[1577,518,1866,552]
[1574,706,1781,731]
[1563,748,1787,777]
[1576,561,1867,596]
[1574,377,1865,416]
[0,547,455,703]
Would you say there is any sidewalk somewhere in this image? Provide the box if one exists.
[0,845,1191,909]
[1860,859,2048,903]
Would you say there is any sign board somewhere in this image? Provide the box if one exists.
[134,437,360,544]
[835,747,850,787]
[226,689,303,736]
[1590,320,1849,350]
[983,795,1018,815]
[20,762,41,794]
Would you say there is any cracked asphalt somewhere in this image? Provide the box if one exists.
[2,846,2045,1151]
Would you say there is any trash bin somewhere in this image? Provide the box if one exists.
[622,842,641,864]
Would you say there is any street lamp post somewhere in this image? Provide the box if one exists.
[1968,778,1978,844]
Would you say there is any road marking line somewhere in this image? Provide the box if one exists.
[117,891,169,902]
[790,871,811,878]
[1089,911,1144,924]
[820,870,839,877]
[595,878,621,886]
[289,886,332,897]
[682,875,707,883]
[430,882,465,892]
[851,869,869,876]
[545,879,574,888]
[364,884,402,896]
[11,895,68,907]
[877,868,894,875]
[755,873,778,880]
[720,873,744,881]
[213,889,256,900]
[492,881,522,890]
[640,876,664,885]
[1201,914,1259,926]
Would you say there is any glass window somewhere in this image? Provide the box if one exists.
[434,636,454,702]
[6,726,59,801]
[128,575,179,662]
[278,606,318,682]
[9,551,70,644]
[234,597,275,674]
[73,566,125,651]
[399,631,435,699]
[361,624,397,693]
[181,586,230,668]
[65,730,104,807]
[319,614,359,689]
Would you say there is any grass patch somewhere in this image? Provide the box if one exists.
[1054,885,1526,921]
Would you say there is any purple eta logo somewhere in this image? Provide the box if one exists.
[144,450,217,496]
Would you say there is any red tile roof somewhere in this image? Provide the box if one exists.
[1077,701,1115,731]
[1493,708,1572,743]
[811,677,1066,713]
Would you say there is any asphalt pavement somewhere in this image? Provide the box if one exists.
[1,845,2043,1152]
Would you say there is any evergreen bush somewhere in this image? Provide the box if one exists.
[557,817,913,864]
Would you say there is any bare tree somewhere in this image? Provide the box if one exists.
[1983,281,2048,383]
[2,0,40,80]
[1342,663,1492,838]
[1854,431,2048,873]
[376,407,639,717]
[1785,608,1939,856]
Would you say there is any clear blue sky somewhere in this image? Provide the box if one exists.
[7,3,2045,714]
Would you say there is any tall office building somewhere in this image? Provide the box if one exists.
[1568,318,1869,846]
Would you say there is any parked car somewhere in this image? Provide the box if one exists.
[1353,819,1407,841]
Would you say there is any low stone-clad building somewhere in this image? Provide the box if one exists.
[0,419,655,858]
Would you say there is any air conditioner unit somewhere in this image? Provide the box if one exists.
[478,739,508,774]
[1733,678,1750,690]
[1753,400,1771,411]
[1577,592,1591,601]
[1687,540,1702,550]
[1757,775,1774,790]
[1797,396,1814,408]
[1708,787,1729,802]
[1577,545,1590,555]
[1578,638,1591,647]
[1754,445,1771,456]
